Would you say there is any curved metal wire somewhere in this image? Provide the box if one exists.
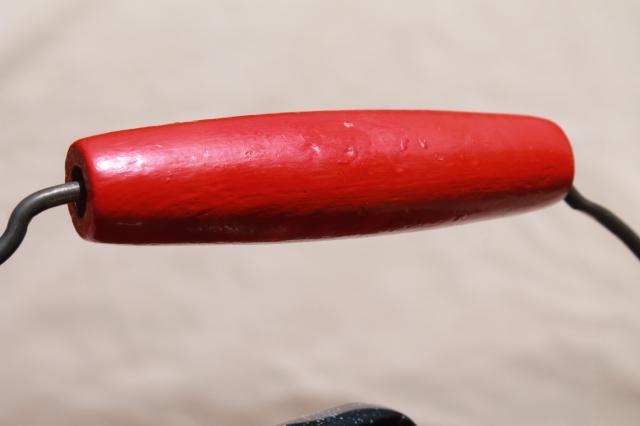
[0,182,637,266]
[565,186,640,261]
[0,182,82,265]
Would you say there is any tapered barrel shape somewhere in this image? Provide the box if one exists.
[65,110,574,244]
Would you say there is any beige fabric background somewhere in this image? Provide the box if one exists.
[1,1,639,425]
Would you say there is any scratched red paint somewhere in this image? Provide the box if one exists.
[64,110,574,244]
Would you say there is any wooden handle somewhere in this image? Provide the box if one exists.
[65,110,574,244]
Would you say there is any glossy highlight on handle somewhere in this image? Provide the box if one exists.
[65,110,574,244]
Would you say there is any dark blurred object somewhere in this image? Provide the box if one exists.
[278,403,415,426]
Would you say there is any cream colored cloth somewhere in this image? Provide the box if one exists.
[1,1,639,425]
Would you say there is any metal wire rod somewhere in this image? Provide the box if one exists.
[0,182,637,266]
[565,186,640,261]
[0,182,82,265]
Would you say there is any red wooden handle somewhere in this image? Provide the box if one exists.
[65,110,574,244]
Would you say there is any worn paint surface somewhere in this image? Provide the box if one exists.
[65,110,574,244]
